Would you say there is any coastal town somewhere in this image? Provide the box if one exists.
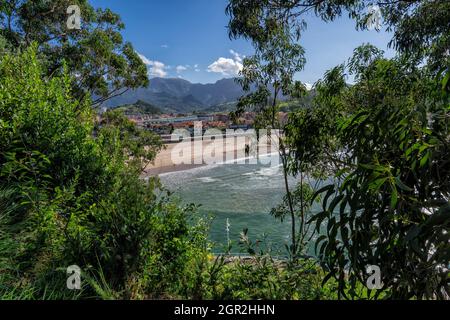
[115,108,288,139]
[127,111,253,134]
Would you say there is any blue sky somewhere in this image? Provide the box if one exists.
[90,0,395,85]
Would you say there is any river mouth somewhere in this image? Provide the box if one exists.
[160,154,322,254]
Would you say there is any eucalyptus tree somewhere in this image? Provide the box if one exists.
[0,0,149,105]
[227,0,450,298]
[227,0,450,70]
[228,3,309,257]
[309,49,449,299]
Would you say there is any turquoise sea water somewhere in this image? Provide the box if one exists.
[160,154,321,254]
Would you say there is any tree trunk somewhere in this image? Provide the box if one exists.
[272,87,296,256]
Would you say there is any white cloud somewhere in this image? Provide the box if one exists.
[161,44,169,48]
[176,65,188,73]
[137,53,168,77]
[207,58,243,76]
[194,64,199,68]
[207,51,244,77]
[149,61,168,77]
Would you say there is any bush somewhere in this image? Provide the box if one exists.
[0,46,209,299]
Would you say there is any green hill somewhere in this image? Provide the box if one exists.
[112,100,163,115]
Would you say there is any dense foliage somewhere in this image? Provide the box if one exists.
[0,0,149,104]
[301,47,449,299]
[227,0,449,299]
[0,47,208,299]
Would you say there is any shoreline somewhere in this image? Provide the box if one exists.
[143,139,278,177]
[145,163,206,176]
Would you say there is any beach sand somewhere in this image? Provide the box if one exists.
[144,137,276,176]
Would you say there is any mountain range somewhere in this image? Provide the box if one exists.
[103,77,246,113]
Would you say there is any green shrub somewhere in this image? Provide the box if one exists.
[0,46,209,300]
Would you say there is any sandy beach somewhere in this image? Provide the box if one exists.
[144,136,276,176]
